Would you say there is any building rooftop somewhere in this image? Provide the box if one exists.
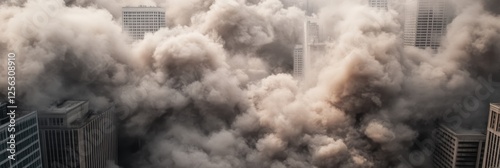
[450,127,484,135]
[306,16,319,23]
[45,101,87,114]
[122,6,164,11]
[440,124,485,136]
[39,100,113,129]
[491,103,500,112]
[123,5,161,8]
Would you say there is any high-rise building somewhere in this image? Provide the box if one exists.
[404,0,454,50]
[122,6,166,40]
[482,103,500,168]
[0,110,43,168]
[404,0,418,47]
[294,18,325,79]
[368,0,388,10]
[304,18,320,44]
[38,101,117,168]
[293,45,304,77]
[433,124,486,168]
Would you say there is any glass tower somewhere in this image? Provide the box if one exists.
[0,110,43,168]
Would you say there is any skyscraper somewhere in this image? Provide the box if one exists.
[293,45,304,77]
[0,110,43,168]
[368,0,388,10]
[294,17,324,79]
[122,6,166,40]
[404,0,454,50]
[38,101,117,168]
[304,18,320,44]
[482,103,500,168]
[433,124,485,168]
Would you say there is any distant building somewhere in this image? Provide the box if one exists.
[294,17,325,79]
[293,45,304,77]
[368,0,388,10]
[122,6,166,40]
[433,124,485,168]
[0,110,43,168]
[38,101,117,168]
[483,103,500,168]
[404,0,454,50]
[304,18,320,44]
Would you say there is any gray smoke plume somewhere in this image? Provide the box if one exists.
[1,0,500,167]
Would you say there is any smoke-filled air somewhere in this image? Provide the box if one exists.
[1,0,500,167]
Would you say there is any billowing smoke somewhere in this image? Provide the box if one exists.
[0,0,499,167]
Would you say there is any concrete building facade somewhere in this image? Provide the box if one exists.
[404,0,454,50]
[433,125,485,168]
[293,45,304,77]
[368,0,388,10]
[122,6,166,40]
[39,101,117,168]
[483,103,500,168]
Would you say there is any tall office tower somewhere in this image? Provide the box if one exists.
[0,111,43,168]
[404,0,454,50]
[38,101,117,168]
[483,103,500,168]
[122,6,166,40]
[304,18,320,44]
[433,125,486,168]
[368,0,388,10]
[293,18,322,79]
[404,0,418,47]
[293,45,304,77]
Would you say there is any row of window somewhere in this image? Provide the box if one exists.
[125,26,163,29]
[124,20,165,23]
[124,24,165,27]
[81,111,117,168]
[127,29,161,32]
[14,143,40,167]
[123,14,164,17]
[123,17,165,20]
[39,117,64,126]
[16,134,39,155]
[15,124,38,141]
[44,130,80,168]
[484,131,500,167]
[433,149,454,167]
[123,11,163,14]
[24,159,41,168]
[0,143,41,168]
[489,111,499,130]
[41,110,116,167]
[16,117,37,130]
